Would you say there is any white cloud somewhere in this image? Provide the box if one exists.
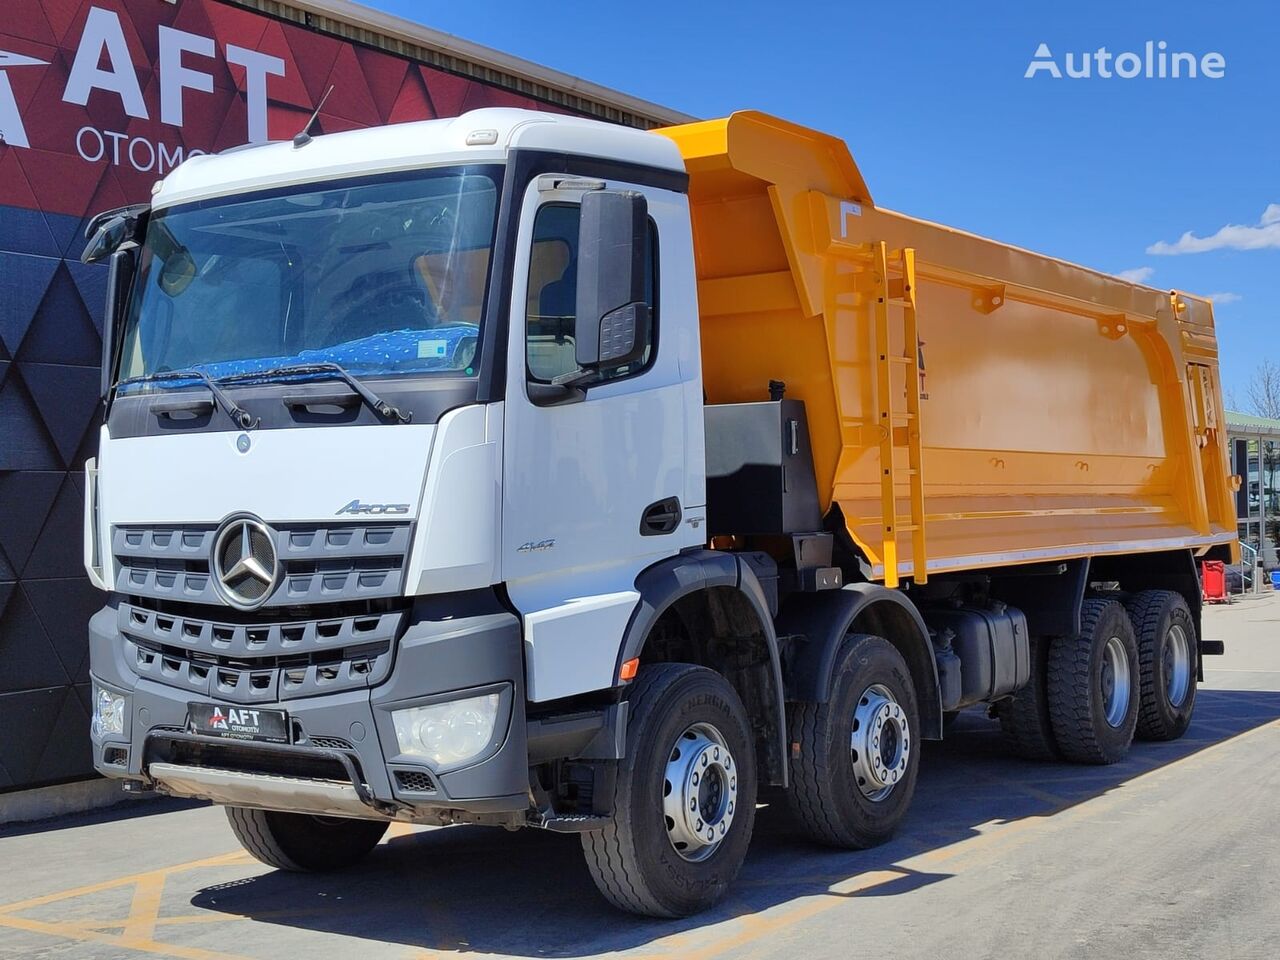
[1115,266,1155,283]
[1148,204,1280,255]
[1206,291,1242,304]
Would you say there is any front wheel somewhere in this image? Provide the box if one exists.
[225,807,388,871]
[581,663,757,918]
[786,634,921,848]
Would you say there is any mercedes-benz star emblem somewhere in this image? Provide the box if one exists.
[211,516,278,610]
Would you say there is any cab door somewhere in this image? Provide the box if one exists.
[501,174,703,702]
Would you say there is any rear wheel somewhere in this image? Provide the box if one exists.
[996,634,1059,760]
[786,634,921,848]
[226,807,388,871]
[1124,590,1198,741]
[1047,599,1139,764]
[581,663,757,918]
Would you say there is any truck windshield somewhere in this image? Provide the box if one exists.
[115,165,502,391]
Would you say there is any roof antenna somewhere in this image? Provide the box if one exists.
[293,85,334,148]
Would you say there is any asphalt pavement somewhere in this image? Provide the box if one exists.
[1,592,1277,960]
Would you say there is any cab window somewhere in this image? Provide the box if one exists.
[525,202,656,385]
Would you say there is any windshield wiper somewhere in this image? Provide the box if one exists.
[121,369,259,430]
[222,362,412,423]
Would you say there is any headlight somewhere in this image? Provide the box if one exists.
[392,692,501,767]
[92,685,127,737]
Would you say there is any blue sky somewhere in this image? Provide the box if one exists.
[371,0,1276,404]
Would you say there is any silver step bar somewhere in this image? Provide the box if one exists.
[149,762,393,820]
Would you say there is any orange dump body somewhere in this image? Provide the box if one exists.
[656,112,1239,585]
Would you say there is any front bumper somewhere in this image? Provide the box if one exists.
[88,591,531,820]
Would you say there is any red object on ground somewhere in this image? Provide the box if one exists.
[1201,560,1228,603]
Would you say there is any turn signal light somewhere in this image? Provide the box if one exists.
[619,658,640,682]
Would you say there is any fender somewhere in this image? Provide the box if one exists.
[618,550,789,786]
[777,583,943,739]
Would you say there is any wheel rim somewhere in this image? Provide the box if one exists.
[850,683,911,802]
[662,722,738,862]
[1164,623,1192,708]
[1100,636,1132,728]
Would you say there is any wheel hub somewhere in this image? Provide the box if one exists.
[851,683,910,801]
[1101,635,1132,728]
[1165,623,1191,708]
[662,723,737,862]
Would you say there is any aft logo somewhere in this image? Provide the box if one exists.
[210,707,261,729]
[0,50,48,148]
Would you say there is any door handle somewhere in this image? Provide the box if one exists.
[640,497,682,536]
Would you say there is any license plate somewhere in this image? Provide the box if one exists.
[188,703,289,743]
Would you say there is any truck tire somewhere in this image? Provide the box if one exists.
[995,634,1059,760]
[1047,599,1139,764]
[1124,590,1197,741]
[785,634,920,848]
[225,807,388,871]
[581,663,757,918]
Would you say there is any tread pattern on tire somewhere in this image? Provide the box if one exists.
[225,806,302,871]
[786,694,846,845]
[1125,589,1195,741]
[1047,598,1134,764]
[995,636,1057,761]
[581,662,701,918]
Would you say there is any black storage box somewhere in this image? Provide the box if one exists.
[704,399,822,536]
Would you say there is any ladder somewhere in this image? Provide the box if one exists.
[869,242,927,587]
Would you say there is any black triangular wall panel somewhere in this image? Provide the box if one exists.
[0,586,71,693]
[31,685,94,784]
[0,543,13,582]
[0,372,62,471]
[24,579,102,684]
[0,206,62,260]
[20,475,85,580]
[19,363,102,467]
[19,267,103,365]
[0,251,59,360]
[0,471,62,574]
[0,687,72,786]
[66,261,108,339]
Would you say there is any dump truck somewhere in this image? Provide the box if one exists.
[81,108,1237,918]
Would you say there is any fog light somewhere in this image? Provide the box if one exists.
[92,685,127,738]
[392,692,501,767]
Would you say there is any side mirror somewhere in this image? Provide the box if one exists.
[570,190,649,376]
[100,249,137,400]
[81,203,148,265]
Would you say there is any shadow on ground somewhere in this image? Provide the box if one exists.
[0,795,206,840]
[188,688,1280,956]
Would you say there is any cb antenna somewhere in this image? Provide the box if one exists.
[293,85,334,148]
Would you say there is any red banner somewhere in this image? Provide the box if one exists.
[0,0,565,219]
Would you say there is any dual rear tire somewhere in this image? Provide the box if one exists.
[997,592,1198,764]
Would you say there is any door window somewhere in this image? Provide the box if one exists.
[524,202,657,385]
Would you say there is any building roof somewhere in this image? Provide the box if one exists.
[231,0,697,128]
[1226,411,1280,437]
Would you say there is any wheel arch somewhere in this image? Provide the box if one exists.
[778,584,943,739]
[618,551,789,787]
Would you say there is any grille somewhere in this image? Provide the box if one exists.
[119,602,404,703]
[113,521,413,608]
[395,770,436,793]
